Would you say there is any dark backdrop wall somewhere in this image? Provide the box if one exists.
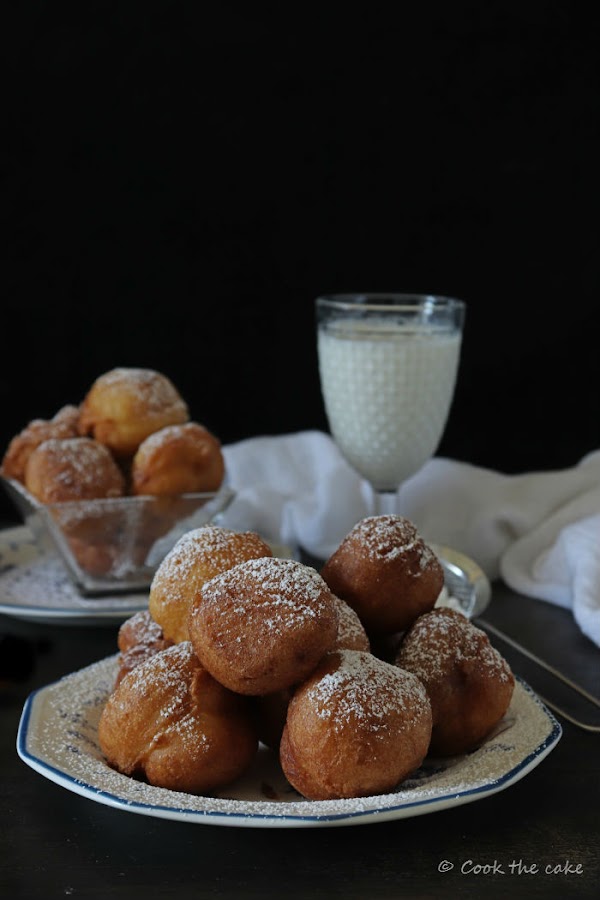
[1,2,598,522]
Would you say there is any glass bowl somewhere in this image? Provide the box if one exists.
[1,476,235,596]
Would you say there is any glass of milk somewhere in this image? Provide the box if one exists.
[316,293,465,515]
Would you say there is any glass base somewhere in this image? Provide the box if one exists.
[371,490,399,517]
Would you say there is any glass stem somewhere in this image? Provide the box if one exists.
[372,489,399,517]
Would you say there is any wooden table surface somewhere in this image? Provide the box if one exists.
[1,542,599,900]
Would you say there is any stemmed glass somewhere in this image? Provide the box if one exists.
[316,293,465,517]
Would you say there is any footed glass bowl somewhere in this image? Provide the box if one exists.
[1,476,235,596]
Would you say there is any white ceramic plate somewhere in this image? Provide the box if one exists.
[17,655,561,828]
[0,526,149,625]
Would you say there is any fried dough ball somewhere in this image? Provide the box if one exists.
[78,367,189,458]
[320,515,444,635]
[253,596,370,750]
[131,422,225,496]
[115,610,174,687]
[395,608,515,756]
[22,437,126,575]
[24,437,126,503]
[332,595,371,652]
[188,557,339,696]
[118,609,164,653]
[98,642,258,794]
[149,526,273,643]
[1,405,80,482]
[280,649,432,800]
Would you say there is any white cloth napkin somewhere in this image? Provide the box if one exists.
[221,430,600,648]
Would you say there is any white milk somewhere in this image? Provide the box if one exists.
[317,319,461,490]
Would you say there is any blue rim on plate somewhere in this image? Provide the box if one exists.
[16,654,562,829]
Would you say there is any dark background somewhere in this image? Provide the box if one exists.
[1,1,598,523]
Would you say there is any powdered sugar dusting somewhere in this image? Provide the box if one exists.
[307,650,428,734]
[332,596,370,651]
[151,526,271,607]
[397,609,513,684]
[202,557,332,633]
[97,368,188,416]
[118,609,166,652]
[137,423,210,455]
[345,515,437,572]
[29,437,124,499]
[111,642,205,750]
[1,405,81,480]
[116,641,193,703]
[22,653,559,824]
[0,546,147,617]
